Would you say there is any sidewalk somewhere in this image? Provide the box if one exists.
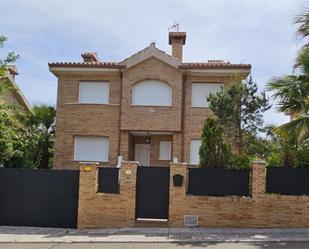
[1,226,309,243]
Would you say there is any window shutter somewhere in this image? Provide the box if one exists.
[190,140,201,165]
[132,80,172,106]
[191,83,222,107]
[74,136,109,162]
[159,141,171,160]
[79,82,109,104]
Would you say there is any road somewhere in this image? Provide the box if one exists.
[0,242,309,249]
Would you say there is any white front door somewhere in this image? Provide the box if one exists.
[135,144,150,166]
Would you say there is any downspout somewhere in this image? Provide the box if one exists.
[117,69,123,156]
[180,70,187,162]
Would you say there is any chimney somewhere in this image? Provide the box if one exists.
[168,32,186,61]
[81,52,99,62]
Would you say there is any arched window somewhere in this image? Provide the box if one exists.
[132,80,172,106]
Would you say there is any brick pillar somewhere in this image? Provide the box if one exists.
[169,162,187,227]
[77,163,98,228]
[118,161,138,225]
[251,160,266,199]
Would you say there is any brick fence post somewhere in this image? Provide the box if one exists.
[169,162,187,227]
[77,163,98,228]
[251,160,267,199]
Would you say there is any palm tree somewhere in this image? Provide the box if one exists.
[18,104,56,169]
[267,9,309,143]
[267,75,309,143]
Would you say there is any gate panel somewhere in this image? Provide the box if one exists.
[136,166,170,219]
[0,168,79,228]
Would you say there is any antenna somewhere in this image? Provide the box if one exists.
[168,22,180,32]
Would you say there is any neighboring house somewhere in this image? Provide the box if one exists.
[49,31,250,169]
[0,66,32,113]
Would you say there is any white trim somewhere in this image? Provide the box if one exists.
[185,68,250,77]
[49,67,119,73]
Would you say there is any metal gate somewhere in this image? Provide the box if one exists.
[136,166,170,220]
[0,168,79,228]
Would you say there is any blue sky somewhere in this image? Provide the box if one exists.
[1,0,308,125]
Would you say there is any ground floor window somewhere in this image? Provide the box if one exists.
[159,141,171,160]
[190,140,201,165]
[74,136,109,162]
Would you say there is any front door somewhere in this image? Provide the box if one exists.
[134,144,150,166]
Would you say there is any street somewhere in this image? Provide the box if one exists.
[1,242,309,249]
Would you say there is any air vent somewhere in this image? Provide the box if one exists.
[184,215,198,227]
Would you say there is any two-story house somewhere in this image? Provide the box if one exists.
[49,31,250,169]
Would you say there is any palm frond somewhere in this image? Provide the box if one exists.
[276,116,309,143]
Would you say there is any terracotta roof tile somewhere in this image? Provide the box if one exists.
[179,61,251,69]
[48,62,125,69]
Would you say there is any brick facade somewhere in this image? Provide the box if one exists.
[78,160,309,228]
[50,31,251,169]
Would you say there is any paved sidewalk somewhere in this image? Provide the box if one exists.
[1,226,309,243]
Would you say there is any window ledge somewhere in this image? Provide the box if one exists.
[71,160,111,163]
[66,102,119,106]
[130,104,172,108]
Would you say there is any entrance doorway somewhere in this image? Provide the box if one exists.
[134,144,150,166]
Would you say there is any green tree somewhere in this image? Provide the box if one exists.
[199,117,232,168]
[17,105,56,169]
[267,76,309,143]
[208,76,270,155]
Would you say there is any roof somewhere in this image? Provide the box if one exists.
[48,45,251,72]
[179,61,251,70]
[48,62,125,69]
[1,75,32,113]
[121,42,181,69]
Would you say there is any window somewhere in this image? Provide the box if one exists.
[79,82,109,104]
[74,136,109,162]
[191,83,222,107]
[132,80,172,106]
[190,140,201,165]
[159,141,172,160]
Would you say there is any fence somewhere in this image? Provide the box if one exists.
[266,167,309,195]
[98,167,119,194]
[187,167,250,196]
[0,168,79,228]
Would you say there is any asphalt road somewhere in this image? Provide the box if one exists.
[0,242,309,249]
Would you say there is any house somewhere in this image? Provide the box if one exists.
[49,31,250,169]
[0,66,32,113]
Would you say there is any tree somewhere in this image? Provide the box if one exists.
[267,74,309,143]
[208,76,270,155]
[0,35,21,167]
[17,105,56,169]
[199,118,232,168]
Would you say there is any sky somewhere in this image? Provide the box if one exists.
[1,0,308,126]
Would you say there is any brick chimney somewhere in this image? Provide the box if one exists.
[81,52,99,62]
[168,32,186,61]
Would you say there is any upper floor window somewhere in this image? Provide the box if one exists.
[79,82,109,104]
[132,80,172,106]
[191,83,222,107]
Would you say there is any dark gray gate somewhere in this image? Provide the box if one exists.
[136,166,170,220]
[0,168,79,228]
